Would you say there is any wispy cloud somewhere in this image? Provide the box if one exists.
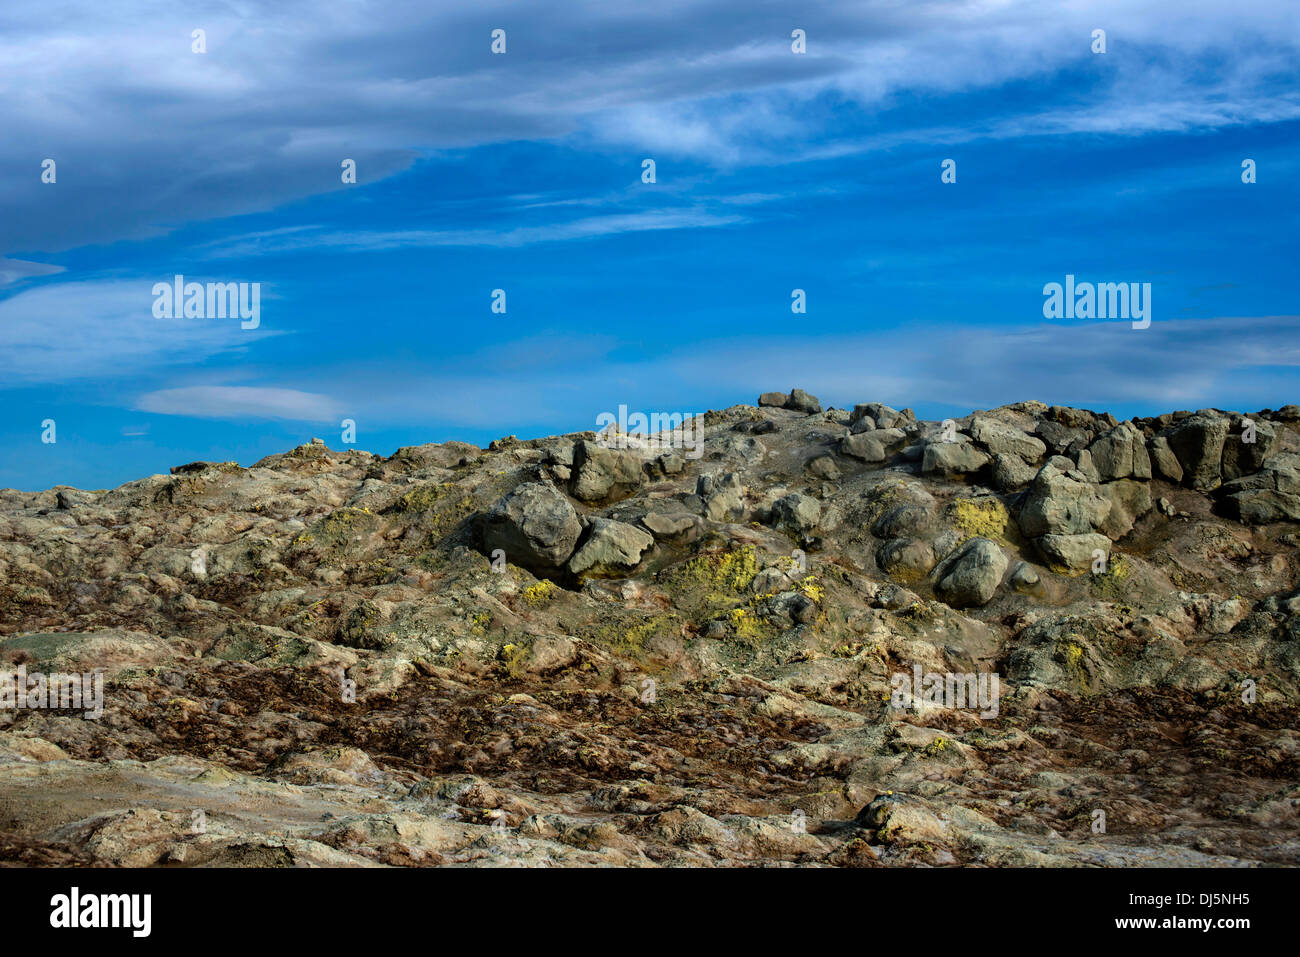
[275,315,1300,433]
[199,209,747,258]
[134,386,342,422]
[3,1,1296,255]
[0,257,64,288]
[0,279,276,382]
[663,315,1300,414]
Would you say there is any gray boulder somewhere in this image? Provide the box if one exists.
[1073,448,1102,483]
[1036,532,1111,572]
[921,439,990,476]
[483,482,582,572]
[1087,423,1151,481]
[1018,463,1111,537]
[872,502,935,539]
[877,538,937,583]
[786,389,822,414]
[992,453,1037,491]
[805,454,841,480]
[840,428,906,463]
[931,537,1008,608]
[839,433,885,463]
[1009,561,1041,591]
[1221,417,1279,481]
[969,416,1046,462]
[640,510,704,542]
[568,519,654,577]
[853,402,910,430]
[1098,480,1153,539]
[1165,412,1229,490]
[1035,419,1089,455]
[1148,436,1184,483]
[768,493,822,538]
[1216,453,1300,523]
[698,472,746,523]
[570,440,644,502]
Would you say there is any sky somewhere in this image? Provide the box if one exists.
[1,0,1298,492]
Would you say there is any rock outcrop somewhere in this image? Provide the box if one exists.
[1,390,1298,868]
[482,481,582,573]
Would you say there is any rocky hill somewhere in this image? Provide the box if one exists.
[1,391,1298,867]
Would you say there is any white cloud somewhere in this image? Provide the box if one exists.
[1,0,1295,254]
[134,386,342,422]
[0,279,277,383]
[279,314,1300,435]
[0,258,64,287]
[200,208,747,258]
[660,315,1300,413]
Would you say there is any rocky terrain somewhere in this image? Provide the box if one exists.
[2,391,1299,867]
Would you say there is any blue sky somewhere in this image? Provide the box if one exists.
[2,0,1298,491]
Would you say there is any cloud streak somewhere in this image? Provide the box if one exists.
[275,314,1300,434]
[134,386,342,422]
[2,0,1296,256]
[199,208,747,258]
[0,280,276,383]
[0,257,65,288]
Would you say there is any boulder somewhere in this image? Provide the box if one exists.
[697,472,746,523]
[1009,561,1041,591]
[931,537,1008,608]
[1215,453,1300,523]
[1035,532,1111,572]
[640,510,704,542]
[872,502,935,539]
[991,453,1037,491]
[1034,419,1088,455]
[839,433,885,463]
[969,416,1046,462]
[853,402,910,430]
[1147,436,1184,483]
[858,428,907,457]
[921,439,990,476]
[1018,463,1111,537]
[568,519,654,576]
[805,454,842,480]
[1047,405,1111,431]
[1087,423,1151,481]
[570,440,644,502]
[768,493,822,538]
[1164,412,1229,490]
[1072,449,1102,483]
[877,538,937,583]
[545,442,575,467]
[786,389,822,414]
[482,482,582,572]
[1098,479,1153,539]
[1221,417,1279,481]
[1219,489,1300,524]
